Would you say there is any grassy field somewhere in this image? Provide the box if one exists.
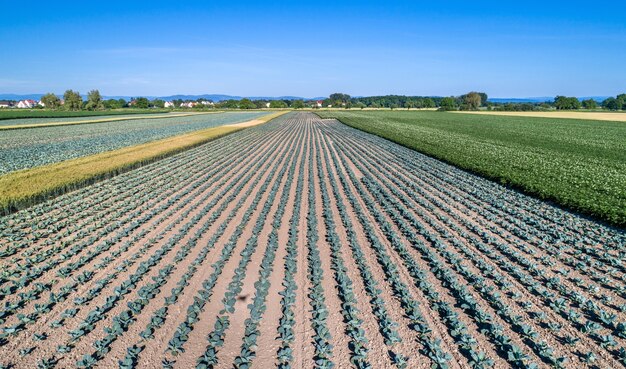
[0,111,287,213]
[0,108,171,120]
[316,110,626,226]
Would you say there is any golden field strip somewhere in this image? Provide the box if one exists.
[0,111,222,130]
[454,110,626,122]
[0,111,287,212]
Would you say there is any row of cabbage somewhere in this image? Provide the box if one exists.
[319,118,626,368]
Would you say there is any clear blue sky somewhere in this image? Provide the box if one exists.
[1,0,625,98]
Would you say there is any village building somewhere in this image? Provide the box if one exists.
[16,99,37,108]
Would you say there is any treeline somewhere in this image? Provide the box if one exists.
[37,92,310,111]
[28,90,626,112]
[600,94,626,111]
[209,98,305,109]
[38,90,166,111]
[39,90,108,111]
[493,94,626,111]
[347,95,440,109]
[318,92,489,110]
[322,92,626,112]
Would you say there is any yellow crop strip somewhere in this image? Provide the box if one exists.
[0,111,287,213]
[452,110,626,122]
[0,111,223,130]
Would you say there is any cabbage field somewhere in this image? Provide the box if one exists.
[0,112,625,369]
[316,110,626,226]
[0,111,269,174]
[0,113,182,127]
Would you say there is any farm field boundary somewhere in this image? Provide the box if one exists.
[0,108,171,121]
[454,110,626,122]
[316,110,626,227]
[0,111,287,214]
[0,112,221,130]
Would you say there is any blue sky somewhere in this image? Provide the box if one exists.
[1,1,625,98]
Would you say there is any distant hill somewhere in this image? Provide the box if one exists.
[0,94,48,101]
[0,93,326,102]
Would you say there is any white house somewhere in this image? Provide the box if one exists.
[38,101,46,107]
[200,101,213,106]
[164,101,174,108]
[16,99,37,108]
[265,102,271,108]
[316,100,323,108]
[0,101,11,108]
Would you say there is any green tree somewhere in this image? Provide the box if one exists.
[355,102,366,109]
[291,100,305,109]
[151,99,165,108]
[439,97,457,111]
[63,90,83,111]
[85,89,104,111]
[582,99,597,109]
[477,92,488,106]
[40,93,61,109]
[134,97,149,109]
[218,99,239,109]
[329,93,351,106]
[554,96,581,110]
[269,100,287,108]
[603,97,620,111]
[463,92,482,110]
[554,96,567,110]
[103,99,122,109]
[423,98,435,108]
[617,94,626,110]
[239,98,256,109]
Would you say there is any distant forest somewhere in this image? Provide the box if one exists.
[322,93,626,111]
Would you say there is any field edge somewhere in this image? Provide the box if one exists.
[0,108,172,121]
[0,111,288,215]
[0,111,222,131]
